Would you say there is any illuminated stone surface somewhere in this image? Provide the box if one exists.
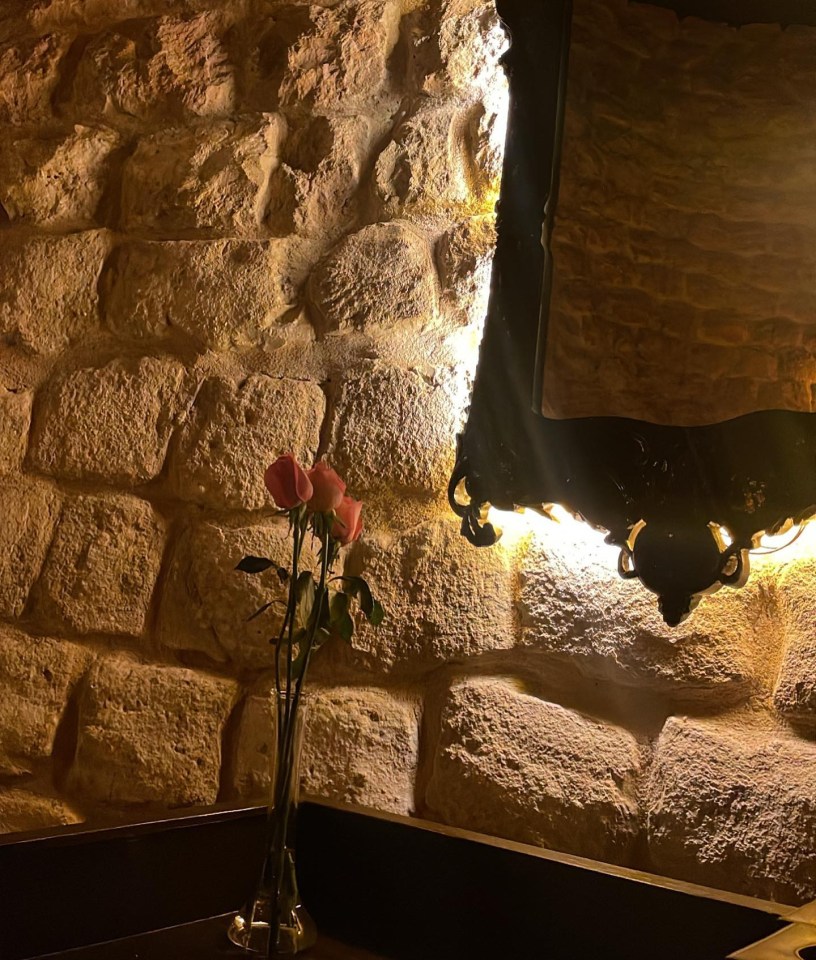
[0,788,82,834]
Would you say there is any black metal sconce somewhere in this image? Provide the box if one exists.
[450,0,816,625]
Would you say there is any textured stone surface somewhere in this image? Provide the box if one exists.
[229,690,276,801]
[772,559,816,724]
[0,478,60,619]
[29,357,191,486]
[0,788,83,835]
[36,494,165,637]
[301,686,419,814]
[375,103,469,213]
[69,657,236,806]
[0,231,109,355]
[308,223,438,334]
[437,216,496,323]
[68,12,236,122]
[158,519,315,668]
[0,626,92,776]
[0,388,32,474]
[0,126,120,229]
[646,716,816,904]
[329,363,464,496]
[121,115,285,236]
[518,520,775,702]
[544,0,816,424]
[345,519,517,674]
[437,0,507,96]
[103,239,298,348]
[277,0,400,112]
[0,34,69,124]
[168,375,324,510]
[426,677,641,863]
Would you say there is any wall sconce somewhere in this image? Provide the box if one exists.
[450,0,816,625]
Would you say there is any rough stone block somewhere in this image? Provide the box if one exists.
[0,477,60,619]
[426,676,641,863]
[436,216,496,324]
[437,0,508,97]
[344,519,517,674]
[328,363,463,497]
[277,0,400,113]
[158,519,316,669]
[0,34,69,124]
[0,626,92,776]
[0,388,31,475]
[69,657,237,806]
[36,494,165,637]
[518,520,775,702]
[103,239,298,348]
[168,375,324,510]
[308,223,438,334]
[646,716,816,904]
[375,103,469,214]
[29,357,191,486]
[301,686,419,815]
[121,115,286,237]
[0,125,120,229]
[0,231,109,355]
[68,12,236,122]
[0,787,82,835]
[773,559,816,724]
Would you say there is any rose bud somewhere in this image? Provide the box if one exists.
[264,454,313,510]
[307,461,346,513]
[332,496,363,545]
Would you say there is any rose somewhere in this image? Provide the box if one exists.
[264,454,313,510]
[307,461,346,513]
[332,495,363,545]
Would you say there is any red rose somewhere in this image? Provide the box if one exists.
[264,454,313,510]
[306,461,346,513]
[332,496,363,545]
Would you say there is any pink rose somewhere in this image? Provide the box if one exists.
[264,454,313,510]
[332,496,363,545]
[306,461,346,513]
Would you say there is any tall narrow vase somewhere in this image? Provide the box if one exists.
[228,695,317,956]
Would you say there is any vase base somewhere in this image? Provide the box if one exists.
[228,905,318,956]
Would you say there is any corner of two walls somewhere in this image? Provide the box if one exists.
[1,0,815,910]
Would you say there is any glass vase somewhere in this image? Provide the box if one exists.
[228,693,317,956]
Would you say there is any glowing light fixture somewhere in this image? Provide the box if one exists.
[450,0,816,625]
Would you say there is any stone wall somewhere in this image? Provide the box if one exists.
[3,0,816,911]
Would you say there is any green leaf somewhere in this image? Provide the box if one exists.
[276,566,290,582]
[294,571,315,630]
[236,556,275,574]
[246,601,273,622]
[329,591,354,643]
[369,600,385,627]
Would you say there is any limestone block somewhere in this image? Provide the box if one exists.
[436,216,496,323]
[518,521,774,703]
[68,12,236,122]
[308,223,438,334]
[646,716,816,904]
[69,657,237,806]
[36,494,165,637]
[229,691,275,801]
[0,34,69,124]
[301,686,419,814]
[168,375,324,510]
[773,559,816,724]
[437,0,507,97]
[29,357,191,486]
[267,115,373,236]
[0,125,120,229]
[328,363,463,496]
[374,103,469,213]
[158,519,316,669]
[0,388,31,475]
[426,676,641,863]
[345,519,517,674]
[25,0,238,35]
[0,231,109,355]
[103,239,298,348]
[277,0,400,113]
[0,477,60,619]
[121,115,286,237]
[465,98,506,198]
[0,787,82,835]
[0,626,92,776]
